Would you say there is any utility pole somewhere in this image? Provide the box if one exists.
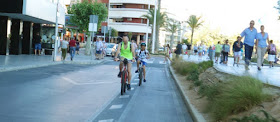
[54,0,59,61]
[152,0,157,54]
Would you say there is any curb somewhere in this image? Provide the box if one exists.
[168,64,206,122]
[0,60,108,73]
[0,62,63,72]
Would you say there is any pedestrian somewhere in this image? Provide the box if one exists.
[222,39,230,64]
[215,41,222,63]
[95,38,103,60]
[34,32,42,55]
[193,45,198,55]
[267,40,277,68]
[233,36,243,67]
[175,41,183,58]
[198,43,203,59]
[240,20,258,70]
[187,43,192,58]
[61,37,69,61]
[164,44,171,63]
[182,43,187,55]
[208,45,214,61]
[69,37,76,61]
[76,38,80,55]
[202,43,207,56]
[102,39,106,59]
[255,25,269,70]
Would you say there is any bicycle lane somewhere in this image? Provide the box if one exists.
[91,57,193,122]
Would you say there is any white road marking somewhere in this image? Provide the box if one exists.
[131,83,138,85]
[61,77,78,85]
[119,95,130,99]
[146,58,155,63]
[109,104,123,109]
[134,79,139,81]
[98,119,114,122]
[131,87,135,90]
[61,77,118,85]
[159,61,166,64]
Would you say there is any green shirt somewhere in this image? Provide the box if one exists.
[215,44,222,53]
[120,42,133,60]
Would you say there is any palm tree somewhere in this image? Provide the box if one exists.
[142,8,167,52]
[165,18,179,48]
[186,15,203,46]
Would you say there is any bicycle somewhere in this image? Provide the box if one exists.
[138,61,144,86]
[119,58,129,95]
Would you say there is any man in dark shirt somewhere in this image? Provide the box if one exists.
[34,32,42,55]
[175,42,183,58]
[187,43,192,58]
[233,36,243,66]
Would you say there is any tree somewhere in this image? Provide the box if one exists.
[142,8,167,52]
[111,28,118,43]
[128,32,133,41]
[186,15,203,46]
[165,18,179,48]
[68,0,108,33]
[275,0,280,19]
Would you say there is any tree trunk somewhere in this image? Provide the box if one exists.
[191,29,194,46]
[170,32,174,49]
[155,0,161,53]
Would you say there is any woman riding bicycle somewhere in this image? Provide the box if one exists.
[135,43,150,82]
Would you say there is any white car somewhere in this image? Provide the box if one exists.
[106,43,117,56]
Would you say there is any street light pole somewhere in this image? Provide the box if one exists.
[152,1,157,54]
[54,0,59,61]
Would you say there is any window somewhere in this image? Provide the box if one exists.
[127,18,132,21]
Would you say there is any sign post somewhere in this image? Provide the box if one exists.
[89,15,98,60]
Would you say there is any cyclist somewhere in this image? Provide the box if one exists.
[114,35,135,90]
[135,43,150,82]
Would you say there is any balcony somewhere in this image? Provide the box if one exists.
[109,8,149,18]
[110,0,156,6]
[109,22,152,33]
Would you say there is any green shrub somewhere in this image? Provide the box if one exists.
[172,58,199,76]
[198,84,221,101]
[232,110,278,122]
[186,68,200,81]
[198,60,214,72]
[194,80,203,87]
[210,76,268,120]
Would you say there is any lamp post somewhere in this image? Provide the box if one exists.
[152,0,157,54]
[53,0,59,61]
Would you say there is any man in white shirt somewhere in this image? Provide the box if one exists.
[95,38,103,60]
[61,38,69,61]
[202,44,207,56]
[182,43,187,55]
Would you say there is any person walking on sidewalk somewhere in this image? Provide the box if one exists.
[222,40,230,64]
[164,44,171,63]
[76,39,80,55]
[198,43,203,60]
[61,37,69,61]
[240,20,258,70]
[215,41,222,63]
[69,37,76,61]
[182,43,187,55]
[256,25,269,71]
[193,45,198,55]
[95,38,103,60]
[187,43,192,58]
[101,39,106,59]
[34,32,42,55]
[267,40,277,68]
[175,42,183,58]
[233,36,243,67]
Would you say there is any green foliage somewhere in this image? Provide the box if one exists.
[198,84,221,101]
[194,80,203,87]
[182,39,189,45]
[165,18,180,48]
[198,60,213,72]
[68,0,108,32]
[128,32,133,41]
[186,15,204,46]
[209,76,268,120]
[232,110,278,122]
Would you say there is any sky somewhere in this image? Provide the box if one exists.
[162,0,280,41]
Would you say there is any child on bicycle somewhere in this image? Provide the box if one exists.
[135,43,150,82]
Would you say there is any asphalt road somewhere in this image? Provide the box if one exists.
[0,57,193,122]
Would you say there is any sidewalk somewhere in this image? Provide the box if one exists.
[0,48,110,72]
[182,55,280,87]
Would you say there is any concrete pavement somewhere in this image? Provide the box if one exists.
[0,48,108,72]
[0,57,193,122]
[182,55,280,87]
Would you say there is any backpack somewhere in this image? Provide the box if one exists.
[270,44,276,54]
[139,50,147,55]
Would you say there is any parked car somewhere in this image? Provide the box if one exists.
[106,43,117,56]
[159,47,164,52]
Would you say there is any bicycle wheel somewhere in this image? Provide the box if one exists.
[121,71,126,95]
[139,68,142,86]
